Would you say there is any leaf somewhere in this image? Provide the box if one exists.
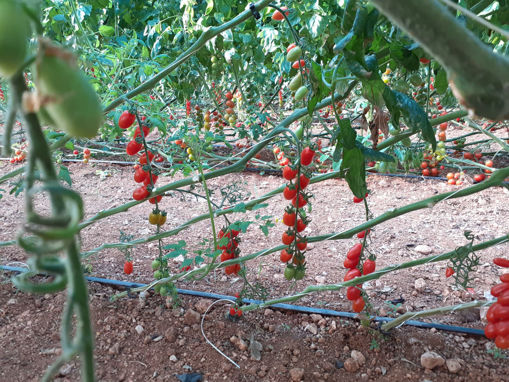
[233,203,246,212]
[259,225,269,236]
[251,203,268,211]
[382,86,400,127]
[393,91,436,151]
[58,166,72,186]
[341,147,367,198]
[99,25,115,37]
[163,248,187,259]
[361,78,385,107]
[163,240,186,250]
[389,44,419,72]
[357,143,395,162]
[434,69,448,94]
[307,61,330,115]
[338,118,357,149]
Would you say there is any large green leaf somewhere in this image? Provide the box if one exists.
[434,68,448,94]
[341,147,367,198]
[393,91,436,151]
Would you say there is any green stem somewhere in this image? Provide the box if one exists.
[381,300,489,331]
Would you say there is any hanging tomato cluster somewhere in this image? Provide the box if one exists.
[280,145,314,280]
[218,227,241,275]
[9,144,27,163]
[343,195,375,313]
[484,257,509,349]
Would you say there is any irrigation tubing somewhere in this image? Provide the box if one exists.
[0,265,486,337]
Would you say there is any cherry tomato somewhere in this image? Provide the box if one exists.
[346,286,362,301]
[280,249,292,262]
[344,257,359,269]
[494,258,509,268]
[353,196,364,203]
[495,335,509,349]
[126,140,142,156]
[496,320,509,337]
[282,232,295,245]
[296,239,307,251]
[296,219,306,232]
[283,166,297,180]
[134,168,147,183]
[344,268,361,281]
[491,283,509,297]
[149,195,162,204]
[357,229,370,239]
[300,147,315,166]
[119,110,136,129]
[123,261,133,275]
[298,174,310,189]
[292,60,306,69]
[362,259,376,275]
[445,267,455,278]
[500,274,509,283]
[133,186,149,201]
[272,7,289,21]
[347,243,363,260]
[283,186,297,200]
[283,211,296,226]
[292,194,307,208]
[352,297,365,313]
[485,323,497,339]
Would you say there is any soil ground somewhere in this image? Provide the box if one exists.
[1,155,509,381]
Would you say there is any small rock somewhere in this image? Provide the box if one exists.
[194,299,211,314]
[289,367,305,381]
[135,325,144,335]
[230,336,248,351]
[249,338,263,361]
[351,350,366,366]
[310,314,323,323]
[344,358,359,372]
[396,305,407,314]
[169,355,178,362]
[165,327,177,343]
[335,360,344,369]
[446,358,462,374]
[415,245,432,254]
[304,323,318,335]
[414,278,427,292]
[420,351,445,370]
[183,309,201,325]
[7,298,16,305]
[315,276,326,284]
[264,309,274,316]
[108,342,120,355]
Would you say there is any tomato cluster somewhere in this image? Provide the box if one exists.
[0,84,4,101]
[151,258,174,296]
[218,228,241,275]
[484,257,509,349]
[9,145,27,164]
[280,146,314,280]
[342,196,376,313]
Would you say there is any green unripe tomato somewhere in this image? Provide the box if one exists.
[159,286,168,296]
[151,260,161,271]
[437,141,446,149]
[153,270,163,280]
[0,0,31,78]
[294,268,305,280]
[284,266,295,280]
[295,125,304,140]
[36,40,102,138]
[286,46,302,62]
[289,73,302,92]
[294,86,309,101]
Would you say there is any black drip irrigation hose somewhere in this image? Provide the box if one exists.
[0,265,486,337]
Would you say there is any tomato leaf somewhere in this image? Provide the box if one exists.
[434,68,448,94]
[308,61,330,115]
[389,44,419,72]
[382,85,401,127]
[357,143,395,162]
[393,90,437,151]
[58,165,72,186]
[341,147,367,198]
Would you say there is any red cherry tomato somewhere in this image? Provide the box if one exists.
[352,297,365,313]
